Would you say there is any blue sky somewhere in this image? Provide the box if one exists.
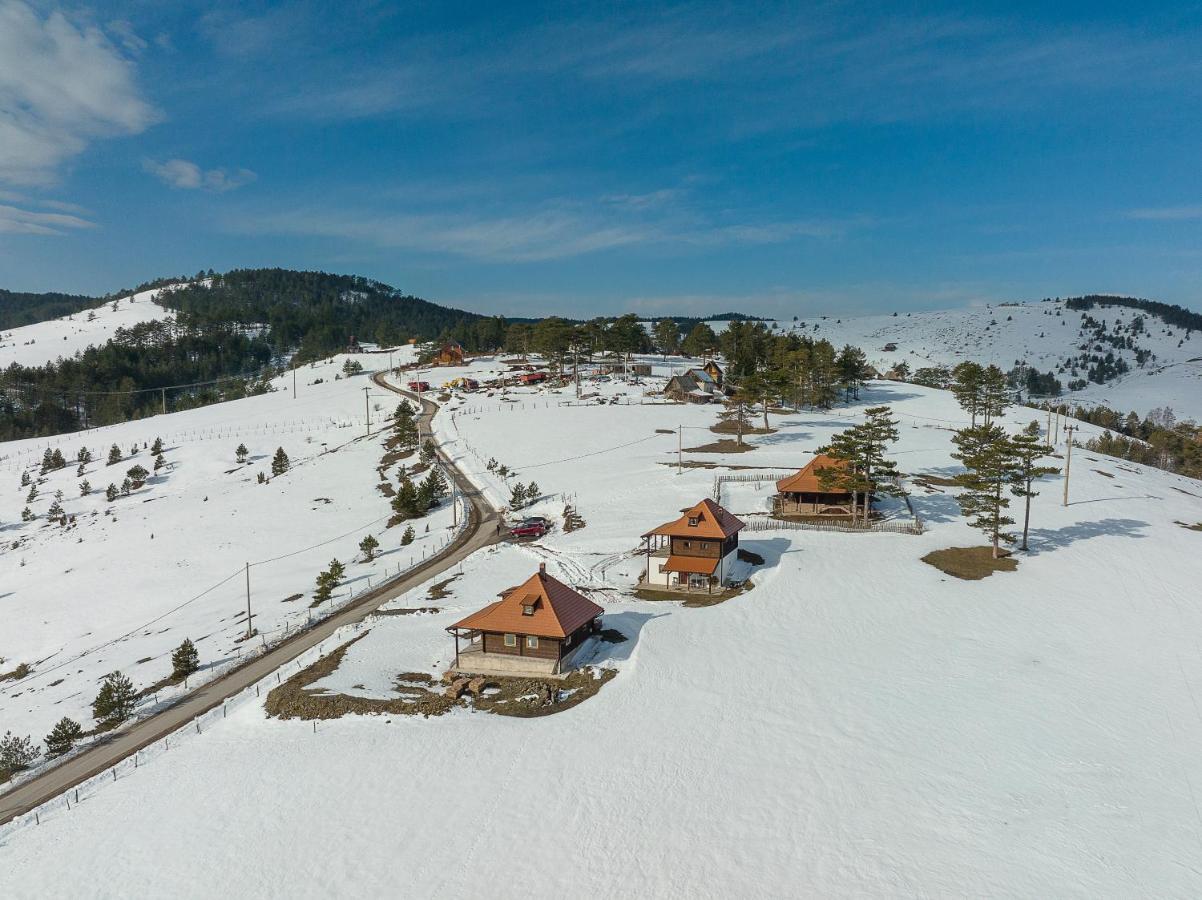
[2,0,1201,318]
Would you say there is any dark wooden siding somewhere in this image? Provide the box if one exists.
[669,536,723,558]
[481,631,562,660]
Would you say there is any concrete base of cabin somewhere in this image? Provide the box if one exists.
[449,638,596,680]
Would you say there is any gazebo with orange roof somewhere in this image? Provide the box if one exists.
[774,454,862,518]
[446,563,604,677]
[640,498,745,593]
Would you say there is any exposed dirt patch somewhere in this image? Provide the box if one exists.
[265,636,616,721]
[658,461,770,470]
[710,421,775,436]
[375,606,441,617]
[914,473,961,488]
[1093,469,1115,478]
[1176,521,1202,532]
[684,439,757,454]
[922,546,1018,580]
[427,574,461,602]
[634,580,754,607]
[377,481,396,497]
[0,662,31,683]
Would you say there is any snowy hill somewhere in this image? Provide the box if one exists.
[744,298,1202,420]
[0,347,440,745]
[0,285,182,369]
[5,358,1202,897]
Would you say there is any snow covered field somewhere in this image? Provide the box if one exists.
[0,286,179,369]
[744,300,1202,421]
[6,358,1202,898]
[0,347,451,747]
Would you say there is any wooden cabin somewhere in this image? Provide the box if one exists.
[433,342,465,366]
[664,368,719,403]
[702,359,724,387]
[641,499,745,592]
[774,454,861,517]
[447,564,604,677]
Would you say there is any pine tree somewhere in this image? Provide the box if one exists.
[44,717,83,757]
[328,558,345,581]
[0,731,38,777]
[391,476,422,519]
[236,443,249,464]
[40,448,54,474]
[77,446,92,464]
[721,391,754,446]
[121,477,132,496]
[271,447,290,476]
[418,469,448,510]
[171,638,200,680]
[951,362,985,425]
[126,464,149,486]
[393,403,419,450]
[313,570,335,603]
[510,482,527,510]
[420,438,437,465]
[151,437,163,455]
[47,498,63,519]
[951,424,1022,558]
[401,525,415,545]
[1009,433,1060,551]
[105,483,118,502]
[153,453,165,473]
[526,481,540,501]
[80,479,91,496]
[20,470,30,487]
[51,448,66,470]
[359,534,380,561]
[980,365,1011,427]
[653,319,681,355]
[107,444,122,466]
[76,461,86,477]
[91,671,137,727]
[21,506,33,521]
[818,406,903,524]
[25,484,37,503]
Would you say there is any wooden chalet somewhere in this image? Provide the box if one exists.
[447,564,604,677]
[664,368,719,403]
[701,359,724,387]
[433,341,466,366]
[774,454,863,517]
[641,499,745,592]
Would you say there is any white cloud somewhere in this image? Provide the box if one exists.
[1125,206,1202,221]
[0,1,157,186]
[0,202,95,235]
[144,158,257,192]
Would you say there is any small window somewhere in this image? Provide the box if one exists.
[688,517,698,527]
[522,604,534,616]
[700,542,710,549]
[526,635,538,649]
[504,633,516,647]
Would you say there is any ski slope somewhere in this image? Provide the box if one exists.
[6,361,1202,898]
[743,299,1202,421]
[0,286,184,369]
[0,347,441,746]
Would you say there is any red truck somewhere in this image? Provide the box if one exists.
[518,371,547,385]
[407,380,431,392]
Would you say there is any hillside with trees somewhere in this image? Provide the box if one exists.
[0,288,102,330]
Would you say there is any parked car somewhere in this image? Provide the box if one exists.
[407,380,431,391]
[509,517,549,538]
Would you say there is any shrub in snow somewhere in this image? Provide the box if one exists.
[236,443,249,464]
[271,447,290,476]
[171,638,200,680]
[153,453,165,473]
[105,483,118,502]
[107,444,121,466]
[126,465,149,487]
[120,477,132,496]
[401,525,415,545]
[151,437,163,455]
[80,479,91,496]
[0,731,38,779]
[44,717,83,758]
[359,534,379,561]
[257,471,266,484]
[20,470,30,487]
[25,484,37,503]
[21,507,34,522]
[92,671,137,727]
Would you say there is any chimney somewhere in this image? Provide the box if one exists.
[539,562,546,575]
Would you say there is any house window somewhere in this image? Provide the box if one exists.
[504,633,516,647]
[522,604,534,616]
[526,635,539,649]
[700,542,710,550]
[688,517,698,527]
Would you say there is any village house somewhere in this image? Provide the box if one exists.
[702,359,724,387]
[433,341,465,366]
[663,368,720,403]
[641,499,745,592]
[446,564,604,678]
[774,454,864,518]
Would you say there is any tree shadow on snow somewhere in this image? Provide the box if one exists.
[1026,517,1149,553]
[907,493,962,524]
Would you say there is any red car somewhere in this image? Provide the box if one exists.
[509,517,548,538]
[407,380,431,392]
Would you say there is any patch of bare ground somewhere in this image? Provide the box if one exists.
[658,460,771,470]
[1176,521,1202,532]
[427,574,461,601]
[710,421,775,436]
[265,636,617,720]
[1094,469,1115,478]
[374,606,441,617]
[634,580,754,607]
[377,481,396,497]
[0,662,32,683]
[914,473,961,489]
[921,546,1018,580]
[684,439,757,454]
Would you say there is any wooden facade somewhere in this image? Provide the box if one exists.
[641,498,746,592]
[433,342,465,366]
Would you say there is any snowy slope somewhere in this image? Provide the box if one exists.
[0,347,445,744]
[739,299,1202,420]
[6,362,1202,897]
[0,285,186,369]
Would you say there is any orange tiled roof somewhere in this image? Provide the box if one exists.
[775,454,851,494]
[662,555,719,575]
[643,498,745,540]
[450,566,603,639]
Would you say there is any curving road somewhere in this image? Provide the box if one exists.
[0,376,499,827]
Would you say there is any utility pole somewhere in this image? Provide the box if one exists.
[388,349,394,375]
[678,424,682,475]
[1062,423,1075,507]
[292,365,297,400]
[1053,411,1060,446]
[574,344,581,400]
[363,386,371,436]
[161,387,167,416]
[1045,406,1052,449]
[244,562,253,639]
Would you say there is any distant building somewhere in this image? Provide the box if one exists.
[447,564,604,677]
[433,341,465,366]
[346,334,362,353]
[702,359,724,386]
[664,368,720,403]
[640,499,745,592]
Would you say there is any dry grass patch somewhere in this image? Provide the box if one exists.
[634,580,754,607]
[710,420,775,436]
[1176,521,1202,532]
[914,473,961,489]
[426,574,461,602]
[922,546,1018,580]
[684,439,757,454]
[0,662,31,683]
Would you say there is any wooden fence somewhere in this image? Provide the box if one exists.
[742,516,924,536]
